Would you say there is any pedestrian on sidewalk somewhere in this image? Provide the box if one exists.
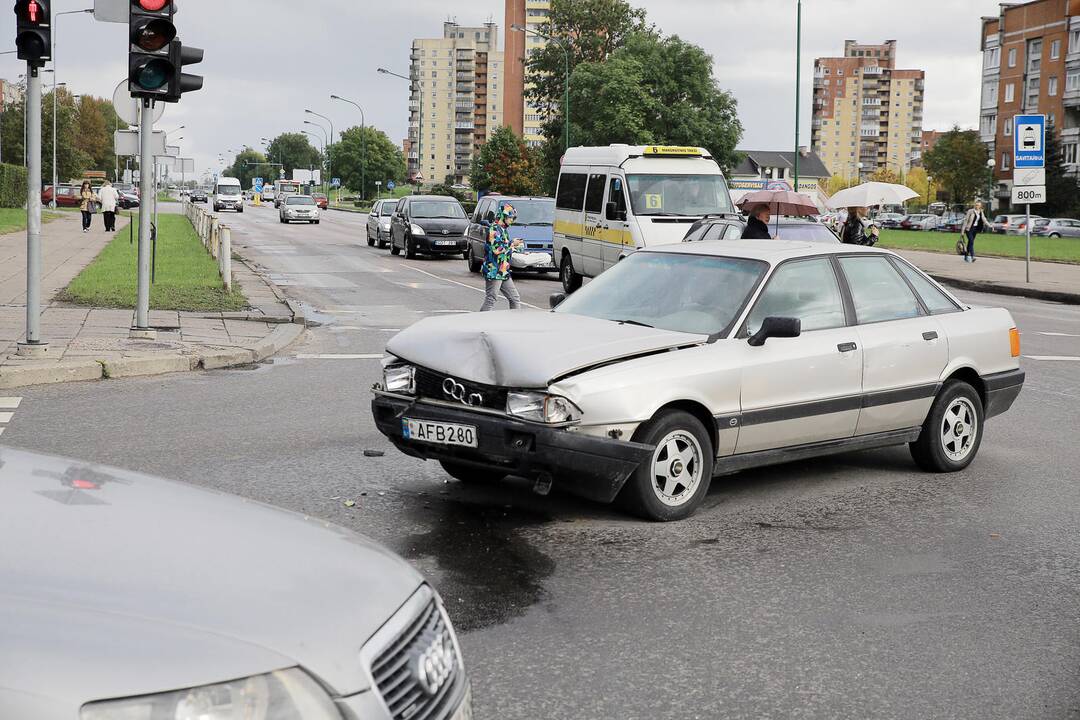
[480,201,523,312]
[960,199,987,263]
[97,180,119,232]
[741,204,772,239]
[78,181,97,233]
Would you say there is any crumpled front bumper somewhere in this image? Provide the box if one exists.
[371,392,653,503]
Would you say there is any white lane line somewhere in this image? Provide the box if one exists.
[1024,355,1080,361]
[295,353,383,360]
[0,397,21,409]
[1037,332,1080,337]
[401,263,542,310]
[0,412,13,423]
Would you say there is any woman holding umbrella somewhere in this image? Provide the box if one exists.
[742,204,772,239]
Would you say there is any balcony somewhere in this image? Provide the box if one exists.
[862,97,881,106]
[455,123,474,131]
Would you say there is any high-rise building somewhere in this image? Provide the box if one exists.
[409,21,504,185]
[980,0,1080,206]
[810,40,925,180]
[504,0,551,147]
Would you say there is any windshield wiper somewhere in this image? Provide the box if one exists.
[614,319,654,328]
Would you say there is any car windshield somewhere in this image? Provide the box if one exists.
[216,186,240,195]
[626,174,735,217]
[287,196,316,205]
[506,199,555,225]
[554,252,767,336]
[773,224,840,243]
[411,201,466,219]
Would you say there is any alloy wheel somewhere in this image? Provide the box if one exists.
[941,397,978,462]
[650,430,704,507]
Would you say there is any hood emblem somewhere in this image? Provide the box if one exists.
[411,628,456,697]
[442,229,449,235]
[443,377,482,407]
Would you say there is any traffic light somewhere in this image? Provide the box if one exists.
[164,40,204,103]
[14,0,51,67]
[127,1,203,103]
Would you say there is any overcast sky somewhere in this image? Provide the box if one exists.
[1,0,1001,178]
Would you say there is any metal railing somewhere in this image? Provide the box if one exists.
[182,198,232,291]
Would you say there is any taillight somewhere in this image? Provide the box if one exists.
[1009,328,1021,358]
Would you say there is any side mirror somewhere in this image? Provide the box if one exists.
[549,292,566,309]
[606,202,626,222]
[747,316,801,347]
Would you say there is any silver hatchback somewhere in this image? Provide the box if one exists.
[0,447,471,720]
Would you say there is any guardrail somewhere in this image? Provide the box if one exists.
[182,198,233,292]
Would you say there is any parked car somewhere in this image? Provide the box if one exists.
[389,195,470,259]
[312,192,329,210]
[118,190,140,209]
[900,214,940,231]
[936,214,964,233]
[466,195,556,273]
[0,447,471,720]
[683,216,840,244]
[366,199,395,248]
[991,214,1033,234]
[372,241,1024,521]
[1032,218,1080,238]
[279,194,321,224]
[189,188,208,203]
[1009,215,1045,235]
[874,212,906,229]
[41,184,80,208]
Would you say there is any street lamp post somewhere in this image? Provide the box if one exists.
[510,23,570,151]
[793,0,802,190]
[330,94,366,201]
[986,157,995,210]
[379,67,422,190]
[926,175,933,212]
[50,8,93,207]
[302,129,325,192]
[305,109,334,199]
[303,120,329,193]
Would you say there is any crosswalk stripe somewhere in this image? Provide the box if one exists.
[295,353,383,360]
[0,397,21,409]
[0,412,13,424]
[1024,355,1080,361]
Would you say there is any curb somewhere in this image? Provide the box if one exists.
[248,323,306,363]
[929,274,1080,306]
[0,359,103,390]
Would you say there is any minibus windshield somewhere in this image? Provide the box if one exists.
[626,174,734,217]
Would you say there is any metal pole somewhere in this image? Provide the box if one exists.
[793,0,801,190]
[51,78,57,207]
[563,44,570,151]
[1025,203,1031,283]
[134,100,154,335]
[18,66,46,355]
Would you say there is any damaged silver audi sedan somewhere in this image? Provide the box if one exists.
[373,241,1024,521]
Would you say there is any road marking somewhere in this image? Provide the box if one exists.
[1023,355,1080,361]
[1036,332,1080,337]
[401,264,542,310]
[295,353,383,360]
[0,412,13,423]
[0,397,22,409]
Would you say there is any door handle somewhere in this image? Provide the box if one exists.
[837,342,858,353]
[922,331,939,341]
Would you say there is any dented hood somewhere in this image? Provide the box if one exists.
[386,309,707,387]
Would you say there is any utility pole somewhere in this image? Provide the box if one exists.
[18,67,46,355]
[132,100,154,337]
[793,0,802,192]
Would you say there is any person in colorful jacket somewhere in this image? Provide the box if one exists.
[479,202,523,312]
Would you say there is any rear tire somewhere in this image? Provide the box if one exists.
[1049,232,1061,238]
[618,410,713,521]
[910,380,984,472]
[561,253,582,293]
[439,460,506,484]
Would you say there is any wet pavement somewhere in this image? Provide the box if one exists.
[4,204,1080,718]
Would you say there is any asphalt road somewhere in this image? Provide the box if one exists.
[6,203,1080,719]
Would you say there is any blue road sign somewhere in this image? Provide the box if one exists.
[253,177,264,192]
[331,177,341,188]
[387,180,396,191]
[1014,114,1046,169]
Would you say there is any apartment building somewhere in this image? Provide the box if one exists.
[409,21,504,185]
[503,0,552,147]
[810,40,925,180]
[980,0,1080,205]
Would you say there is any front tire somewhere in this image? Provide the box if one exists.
[561,253,583,293]
[405,235,417,259]
[467,245,482,273]
[619,410,713,521]
[390,234,401,256]
[910,380,984,472]
[439,460,506,484]
[1049,232,1061,238]
[367,231,376,247]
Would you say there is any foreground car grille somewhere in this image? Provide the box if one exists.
[414,366,507,411]
[372,599,463,720]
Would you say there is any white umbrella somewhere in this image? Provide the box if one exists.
[827,181,918,209]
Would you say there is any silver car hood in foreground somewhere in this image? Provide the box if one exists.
[387,310,708,387]
[0,447,422,715]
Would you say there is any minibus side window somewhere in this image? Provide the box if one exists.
[584,173,607,213]
[556,173,588,210]
[606,177,627,220]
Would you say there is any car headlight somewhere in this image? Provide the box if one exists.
[384,364,416,394]
[410,223,426,235]
[507,391,582,424]
[80,668,339,720]
[381,221,391,230]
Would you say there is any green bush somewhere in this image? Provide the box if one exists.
[462,201,477,216]
[0,164,28,209]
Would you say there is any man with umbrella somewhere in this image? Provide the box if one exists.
[742,204,773,239]
[737,189,820,239]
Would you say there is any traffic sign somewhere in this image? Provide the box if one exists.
[387,180,395,191]
[1014,114,1045,169]
[254,180,264,192]
[1011,185,1046,205]
[331,177,341,188]
[1014,167,1045,187]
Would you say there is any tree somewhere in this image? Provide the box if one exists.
[922,126,989,208]
[869,167,900,184]
[470,126,543,195]
[904,166,941,210]
[224,148,270,188]
[330,125,406,199]
[827,174,860,195]
[265,133,322,180]
[1043,122,1080,216]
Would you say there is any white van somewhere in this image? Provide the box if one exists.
[554,145,736,292]
[213,176,244,213]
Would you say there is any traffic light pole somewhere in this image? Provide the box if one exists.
[132,99,156,338]
[17,64,47,357]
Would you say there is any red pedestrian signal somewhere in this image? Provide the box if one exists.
[14,0,51,66]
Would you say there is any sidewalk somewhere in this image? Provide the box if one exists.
[0,213,304,390]
[895,249,1080,305]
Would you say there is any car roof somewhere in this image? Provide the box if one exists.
[644,239,888,262]
[406,195,463,202]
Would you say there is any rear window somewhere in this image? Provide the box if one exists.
[556,173,587,211]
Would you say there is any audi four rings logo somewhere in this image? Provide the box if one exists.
[412,629,456,697]
[443,377,483,407]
